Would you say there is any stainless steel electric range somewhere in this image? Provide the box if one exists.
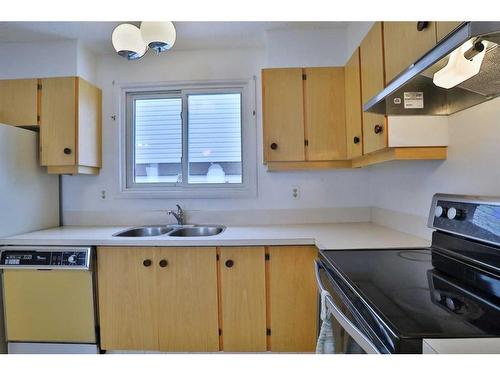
[316,194,500,354]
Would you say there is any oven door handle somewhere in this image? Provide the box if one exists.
[314,260,381,354]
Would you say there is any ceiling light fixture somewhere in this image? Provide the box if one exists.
[112,21,176,60]
[140,22,176,54]
[111,23,147,60]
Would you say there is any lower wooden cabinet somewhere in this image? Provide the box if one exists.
[219,247,267,352]
[268,245,318,352]
[97,246,219,352]
[97,245,318,353]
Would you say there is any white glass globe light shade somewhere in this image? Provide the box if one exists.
[140,21,176,53]
[112,23,147,60]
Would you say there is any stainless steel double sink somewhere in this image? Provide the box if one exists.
[113,225,225,238]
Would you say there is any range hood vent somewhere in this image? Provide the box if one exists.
[364,22,500,115]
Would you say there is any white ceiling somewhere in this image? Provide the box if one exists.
[0,21,349,54]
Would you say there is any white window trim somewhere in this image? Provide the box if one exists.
[116,78,257,199]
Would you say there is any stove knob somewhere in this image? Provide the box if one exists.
[445,297,462,312]
[447,207,464,220]
[434,206,447,218]
[68,254,77,264]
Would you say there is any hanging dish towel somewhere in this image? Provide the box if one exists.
[316,290,335,353]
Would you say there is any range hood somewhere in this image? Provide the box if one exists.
[364,22,500,115]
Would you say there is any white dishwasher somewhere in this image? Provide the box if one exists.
[0,246,98,354]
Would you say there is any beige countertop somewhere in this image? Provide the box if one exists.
[0,222,430,250]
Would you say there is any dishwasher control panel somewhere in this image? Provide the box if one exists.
[0,246,92,270]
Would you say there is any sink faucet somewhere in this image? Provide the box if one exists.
[167,204,185,225]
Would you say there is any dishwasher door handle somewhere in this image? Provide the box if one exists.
[314,260,381,354]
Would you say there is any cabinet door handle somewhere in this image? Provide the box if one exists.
[270,143,278,150]
[416,21,429,31]
[225,259,234,268]
[353,136,360,144]
[159,259,168,268]
[64,148,72,155]
[374,125,383,134]
[143,259,152,267]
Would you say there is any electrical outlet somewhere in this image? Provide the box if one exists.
[291,186,300,200]
[100,190,107,200]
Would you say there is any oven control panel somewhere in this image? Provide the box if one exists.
[0,246,92,270]
[429,194,500,246]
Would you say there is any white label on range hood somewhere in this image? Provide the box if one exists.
[404,92,424,109]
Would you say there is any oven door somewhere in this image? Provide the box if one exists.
[315,260,382,354]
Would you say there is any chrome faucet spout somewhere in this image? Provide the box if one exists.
[167,205,185,225]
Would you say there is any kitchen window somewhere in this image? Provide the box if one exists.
[120,80,256,198]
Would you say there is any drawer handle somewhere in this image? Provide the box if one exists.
[63,148,72,155]
[159,259,168,268]
[270,143,278,150]
[143,259,152,267]
[374,124,383,134]
[417,21,429,31]
[225,259,234,268]
[353,136,360,144]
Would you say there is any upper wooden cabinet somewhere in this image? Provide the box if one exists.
[360,22,387,154]
[262,68,305,162]
[436,21,463,42]
[383,22,437,84]
[0,76,102,175]
[344,48,363,159]
[40,77,102,175]
[360,22,385,105]
[262,67,349,170]
[304,67,346,161]
[0,79,39,127]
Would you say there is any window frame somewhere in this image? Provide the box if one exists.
[117,79,257,199]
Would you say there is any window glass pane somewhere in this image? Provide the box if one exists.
[187,93,242,184]
[134,98,182,183]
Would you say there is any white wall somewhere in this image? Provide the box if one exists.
[76,41,98,84]
[369,97,500,218]
[265,26,348,67]
[61,30,372,225]
[345,22,374,60]
[0,39,98,84]
[0,40,78,79]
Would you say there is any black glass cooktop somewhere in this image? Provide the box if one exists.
[320,248,500,339]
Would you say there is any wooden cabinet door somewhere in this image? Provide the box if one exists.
[268,246,318,352]
[40,77,76,166]
[304,67,346,161]
[77,78,102,168]
[363,112,387,155]
[0,79,38,127]
[383,22,437,84]
[437,22,463,42]
[360,23,387,154]
[157,247,219,352]
[219,247,267,352]
[344,49,363,159]
[262,68,305,162]
[97,247,159,351]
[360,22,385,105]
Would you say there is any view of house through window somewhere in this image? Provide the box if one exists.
[131,90,243,186]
